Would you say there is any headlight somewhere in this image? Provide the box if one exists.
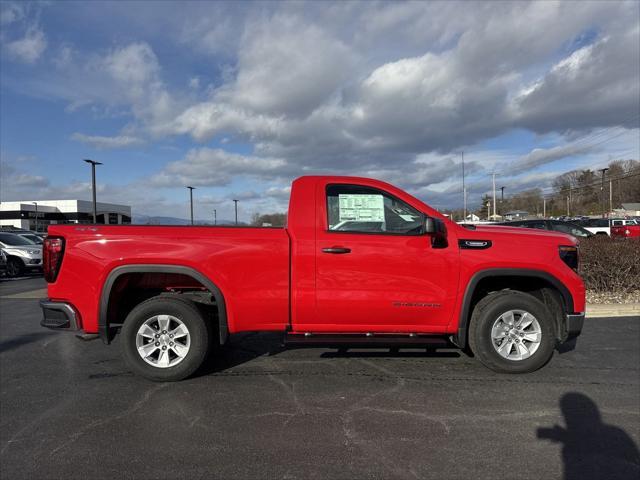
[27,250,40,255]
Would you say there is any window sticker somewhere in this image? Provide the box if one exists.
[338,194,384,222]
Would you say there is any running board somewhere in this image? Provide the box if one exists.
[284,333,451,349]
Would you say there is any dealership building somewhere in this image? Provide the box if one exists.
[0,200,131,232]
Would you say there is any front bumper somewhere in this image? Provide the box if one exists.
[40,299,80,331]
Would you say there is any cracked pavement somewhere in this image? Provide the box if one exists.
[1,277,639,479]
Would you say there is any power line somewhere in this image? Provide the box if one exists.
[539,170,640,199]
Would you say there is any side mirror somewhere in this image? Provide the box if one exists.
[424,217,436,234]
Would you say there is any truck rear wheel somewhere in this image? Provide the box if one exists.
[468,290,556,373]
[120,296,212,381]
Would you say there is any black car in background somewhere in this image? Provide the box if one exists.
[495,219,593,239]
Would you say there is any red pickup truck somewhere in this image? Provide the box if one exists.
[41,176,585,381]
[611,219,640,239]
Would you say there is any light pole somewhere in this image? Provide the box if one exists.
[500,186,505,216]
[461,151,466,221]
[599,168,609,218]
[32,202,38,232]
[213,209,217,226]
[83,159,102,223]
[489,173,498,219]
[233,199,239,225]
[186,186,196,225]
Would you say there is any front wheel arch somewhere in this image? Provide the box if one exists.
[455,269,574,349]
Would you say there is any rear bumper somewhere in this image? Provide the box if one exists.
[566,313,584,339]
[40,299,80,331]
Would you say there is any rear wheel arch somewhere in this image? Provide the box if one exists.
[455,269,574,349]
[99,264,228,345]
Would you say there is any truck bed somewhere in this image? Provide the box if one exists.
[47,225,291,334]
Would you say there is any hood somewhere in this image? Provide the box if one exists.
[3,245,42,253]
[458,224,577,244]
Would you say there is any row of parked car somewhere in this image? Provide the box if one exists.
[0,229,44,278]
[494,217,640,239]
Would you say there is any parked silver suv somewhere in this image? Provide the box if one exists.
[0,232,43,277]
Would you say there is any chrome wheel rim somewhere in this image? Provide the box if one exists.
[491,309,542,361]
[135,315,191,368]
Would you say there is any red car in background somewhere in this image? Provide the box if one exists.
[611,219,640,239]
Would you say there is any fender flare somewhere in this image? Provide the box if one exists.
[455,268,574,348]
[99,264,228,345]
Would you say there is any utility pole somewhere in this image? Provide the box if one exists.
[487,200,491,221]
[32,202,38,232]
[461,151,466,221]
[233,199,239,225]
[543,197,546,218]
[599,168,609,218]
[566,196,570,216]
[609,179,613,215]
[500,186,505,216]
[490,173,498,219]
[213,209,217,226]
[83,159,102,223]
[186,186,195,225]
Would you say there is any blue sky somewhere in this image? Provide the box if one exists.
[1,1,638,221]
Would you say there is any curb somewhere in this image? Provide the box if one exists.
[586,303,640,318]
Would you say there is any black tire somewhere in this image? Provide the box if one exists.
[6,258,23,278]
[468,290,556,374]
[120,295,212,382]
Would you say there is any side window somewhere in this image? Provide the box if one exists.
[612,220,622,226]
[553,223,588,237]
[588,219,608,227]
[526,222,546,230]
[326,184,424,235]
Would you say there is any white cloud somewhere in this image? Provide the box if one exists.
[148,148,292,188]
[71,133,145,149]
[511,28,640,133]
[222,14,356,117]
[0,2,26,26]
[4,25,47,63]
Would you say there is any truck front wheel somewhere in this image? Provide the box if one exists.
[468,290,556,373]
[120,296,212,381]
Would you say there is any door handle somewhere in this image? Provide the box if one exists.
[322,247,351,254]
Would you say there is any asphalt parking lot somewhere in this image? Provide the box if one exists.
[1,277,639,480]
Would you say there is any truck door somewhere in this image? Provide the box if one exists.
[307,183,459,333]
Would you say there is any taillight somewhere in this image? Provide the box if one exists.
[559,245,578,272]
[43,237,65,283]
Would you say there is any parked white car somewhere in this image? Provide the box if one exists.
[0,232,43,277]
[580,218,611,236]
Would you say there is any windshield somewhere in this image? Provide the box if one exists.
[21,234,43,244]
[0,233,37,246]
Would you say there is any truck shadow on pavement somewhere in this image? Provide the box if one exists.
[0,332,52,354]
[537,392,640,480]
[196,332,461,377]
